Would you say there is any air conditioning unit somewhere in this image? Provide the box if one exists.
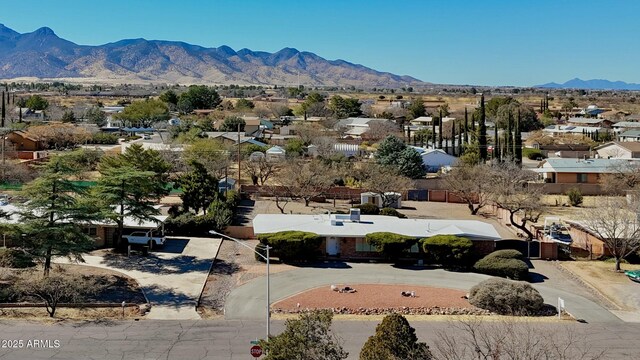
[349,208,361,222]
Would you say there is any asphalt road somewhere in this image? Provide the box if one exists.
[0,319,637,360]
[225,263,621,324]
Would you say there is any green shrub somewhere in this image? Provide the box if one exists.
[421,235,473,269]
[258,231,322,262]
[379,207,407,218]
[164,213,214,236]
[365,232,416,259]
[485,249,524,260]
[469,278,544,315]
[523,148,546,160]
[566,187,583,207]
[474,251,529,280]
[355,203,380,215]
[88,132,119,145]
[255,243,267,263]
[0,248,36,268]
[360,313,433,360]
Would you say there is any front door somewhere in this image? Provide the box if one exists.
[326,237,340,256]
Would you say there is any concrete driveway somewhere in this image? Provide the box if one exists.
[225,262,620,324]
[58,237,221,320]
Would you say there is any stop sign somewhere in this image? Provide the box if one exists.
[250,345,263,358]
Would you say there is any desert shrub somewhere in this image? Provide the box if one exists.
[89,132,119,145]
[469,278,544,315]
[566,188,583,207]
[355,203,380,215]
[0,248,36,268]
[365,232,416,259]
[523,148,546,160]
[421,235,473,269]
[258,231,322,262]
[379,207,407,218]
[360,313,432,360]
[474,251,529,280]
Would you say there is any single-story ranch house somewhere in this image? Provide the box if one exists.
[252,211,502,259]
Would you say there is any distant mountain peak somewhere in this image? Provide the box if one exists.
[0,24,425,87]
[535,78,640,91]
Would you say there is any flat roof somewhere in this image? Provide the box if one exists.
[253,214,501,240]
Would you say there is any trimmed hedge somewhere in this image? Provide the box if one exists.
[474,250,529,280]
[365,232,416,259]
[355,203,380,215]
[421,235,473,269]
[469,278,544,315]
[258,231,322,262]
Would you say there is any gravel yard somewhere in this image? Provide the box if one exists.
[273,284,473,312]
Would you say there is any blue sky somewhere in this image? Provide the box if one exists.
[1,0,639,86]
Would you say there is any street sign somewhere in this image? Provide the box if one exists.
[250,340,260,345]
[250,345,263,358]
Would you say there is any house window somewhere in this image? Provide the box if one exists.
[408,243,420,253]
[576,173,588,183]
[84,227,97,236]
[355,238,376,252]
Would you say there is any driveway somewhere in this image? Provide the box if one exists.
[58,237,221,320]
[225,262,620,324]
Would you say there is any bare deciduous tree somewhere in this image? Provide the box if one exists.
[490,162,543,240]
[598,162,640,195]
[243,157,277,185]
[363,121,402,142]
[284,160,335,207]
[581,197,640,271]
[435,318,605,360]
[14,271,96,318]
[360,163,413,208]
[443,164,492,215]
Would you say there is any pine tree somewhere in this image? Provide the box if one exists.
[463,107,469,144]
[478,95,488,162]
[438,109,443,149]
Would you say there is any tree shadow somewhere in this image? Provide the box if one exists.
[153,238,190,254]
[291,261,352,269]
[210,259,241,275]
[528,271,549,283]
[99,252,213,274]
[234,198,255,225]
[142,284,195,308]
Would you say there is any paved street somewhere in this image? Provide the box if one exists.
[225,262,621,324]
[57,237,222,320]
[0,319,637,360]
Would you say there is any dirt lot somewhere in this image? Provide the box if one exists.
[561,261,640,311]
[273,284,472,312]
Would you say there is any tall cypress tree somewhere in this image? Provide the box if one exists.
[451,121,456,156]
[478,95,488,162]
[515,109,523,166]
[438,109,443,149]
[1,91,5,127]
[463,107,469,144]
[493,121,500,162]
[431,116,436,149]
[506,111,513,159]
[458,123,464,155]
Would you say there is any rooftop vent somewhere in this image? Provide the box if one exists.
[349,208,361,222]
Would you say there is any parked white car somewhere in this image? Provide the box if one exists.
[123,230,166,248]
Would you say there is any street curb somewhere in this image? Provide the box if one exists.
[195,237,223,314]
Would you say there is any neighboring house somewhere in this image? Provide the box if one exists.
[611,121,640,132]
[7,130,44,151]
[252,212,502,259]
[265,146,286,162]
[410,116,433,127]
[204,132,267,148]
[243,117,262,136]
[543,125,602,136]
[0,203,167,248]
[579,105,606,118]
[410,147,457,172]
[335,117,390,139]
[535,158,636,184]
[618,129,640,142]
[567,117,612,128]
[594,142,640,159]
[566,220,611,258]
[360,192,402,208]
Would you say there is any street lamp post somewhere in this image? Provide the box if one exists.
[210,230,271,340]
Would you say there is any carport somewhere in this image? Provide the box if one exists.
[495,239,541,258]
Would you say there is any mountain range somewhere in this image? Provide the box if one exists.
[535,78,640,91]
[0,24,424,87]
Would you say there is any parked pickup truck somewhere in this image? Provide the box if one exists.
[122,230,166,249]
